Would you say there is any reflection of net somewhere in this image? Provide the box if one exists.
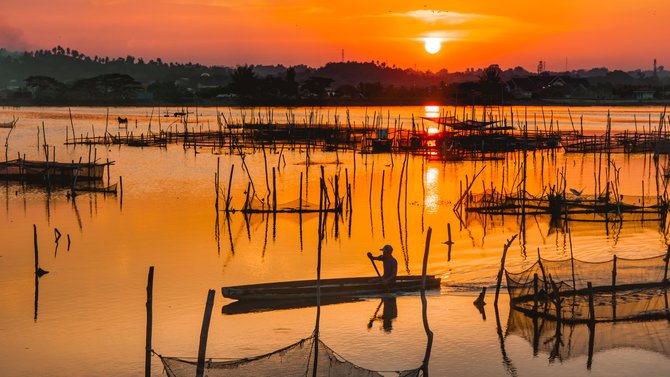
[505,253,670,322]
[244,198,321,211]
[160,335,422,377]
[507,306,670,361]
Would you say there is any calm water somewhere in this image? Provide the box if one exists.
[0,106,669,376]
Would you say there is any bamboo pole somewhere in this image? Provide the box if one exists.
[196,289,216,377]
[663,245,670,283]
[33,224,40,276]
[494,234,518,307]
[215,157,220,210]
[145,266,154,377]
[299,172,303,212]
[225,165,234,212]
[272,167,277,213]
[533,273,539,312]
[587,282,595,322]
[420,227,433,375]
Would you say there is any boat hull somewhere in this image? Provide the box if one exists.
[221,275,441,301]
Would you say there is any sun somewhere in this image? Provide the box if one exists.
[424,38,442,54]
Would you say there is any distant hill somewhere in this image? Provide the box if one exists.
[1,46,669,105]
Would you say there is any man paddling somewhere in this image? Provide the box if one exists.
[367,244,398,285]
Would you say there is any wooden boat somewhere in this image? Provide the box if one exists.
[0,118,17,128]
[222,275,441,301]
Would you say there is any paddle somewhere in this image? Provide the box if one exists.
[367,252,382,278]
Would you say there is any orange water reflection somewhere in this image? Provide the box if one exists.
[1,106,669,376]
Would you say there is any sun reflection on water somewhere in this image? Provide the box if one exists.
[424,167,439,214]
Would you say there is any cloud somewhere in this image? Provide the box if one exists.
[390,9,507,25]
[0,18,30,51]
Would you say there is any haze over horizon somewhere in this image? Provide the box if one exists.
[1,0,668,72]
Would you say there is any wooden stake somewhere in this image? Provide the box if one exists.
[33,224,39,275]
[494,234,518,307]
[299,172,303,212]
[272,167,277,213]
[663,245,670,283]
[587,282,595,322]
[421,227,433,289]
[196,289,216,377]
[145,266,154,377]
[225,165,234,212]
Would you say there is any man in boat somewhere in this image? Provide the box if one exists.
[368,245,398,285]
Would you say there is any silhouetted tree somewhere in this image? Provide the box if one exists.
[301,76,333,98]
[479,64,504,104]
[229,65,259,97]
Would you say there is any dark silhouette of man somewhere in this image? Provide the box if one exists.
[368,244,398,284]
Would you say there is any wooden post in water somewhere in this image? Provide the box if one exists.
[215,157,220,210]
[145,266,154,377]
[611,255,618,320]
[532,273,539,312]
[421,227,433,289]
[272,167,277,213]
[33,224,39,275]
[119,176,123,203]
[663,245,670,283]
[225,165,234,212]
[196,289,216,377]
[494,234,518,307]
[299,172,303,212]
[380,169,385,210]
[587,282,595,322]
[420,227,433,375]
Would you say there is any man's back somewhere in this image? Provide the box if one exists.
[382,255,398,283]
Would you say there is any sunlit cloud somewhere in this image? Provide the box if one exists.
[389,9,511,25]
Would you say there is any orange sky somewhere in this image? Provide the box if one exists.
[1,0,669,71]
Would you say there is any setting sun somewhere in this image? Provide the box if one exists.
[424,38,442,54]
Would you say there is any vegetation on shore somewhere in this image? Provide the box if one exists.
[1,46,669,106]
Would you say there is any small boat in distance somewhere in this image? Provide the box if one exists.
[0,117,18,128]
[222,275,441,302]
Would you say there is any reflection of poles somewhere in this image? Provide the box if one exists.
[380,170,385,237]
[420,227,433,376]
[312,168,326,376]
[33,272,39,322]
[495,305,518,377]
[225,213,235,255]
[586,281,596,370]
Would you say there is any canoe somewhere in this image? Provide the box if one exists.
[221,275,441,301]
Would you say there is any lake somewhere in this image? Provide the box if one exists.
[1,105,669,376]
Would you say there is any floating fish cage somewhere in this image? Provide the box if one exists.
[505,252,670,323]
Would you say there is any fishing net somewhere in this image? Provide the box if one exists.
[505,252,670,322]
[507,304,670,361]
[159,335,423,377]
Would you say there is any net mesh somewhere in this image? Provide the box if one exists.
[507,303,670,361]
[160,335,423,377]
[505,253,670,322]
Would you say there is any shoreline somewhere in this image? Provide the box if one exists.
[2,98,670,108]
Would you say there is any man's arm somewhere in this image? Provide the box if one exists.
[367,252,383,261]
